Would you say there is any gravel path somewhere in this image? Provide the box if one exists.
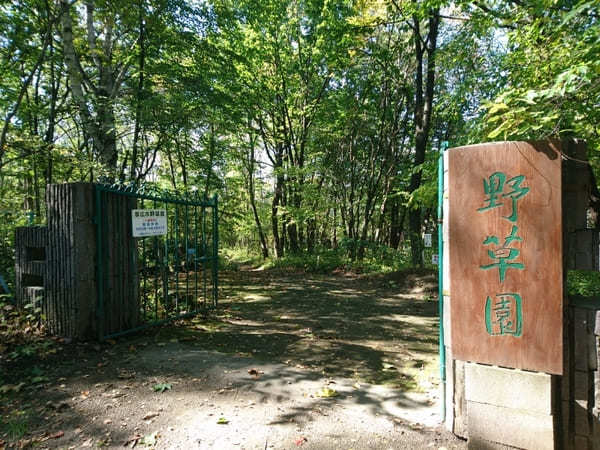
[15,344,465,449]
[2,269,467,449]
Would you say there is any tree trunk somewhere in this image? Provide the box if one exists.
[390,198,406,250]
[272,159,284,258]
[408,8,440,267]
[60,0,132,177]
[130,1,145,181]
[247,133,269,259]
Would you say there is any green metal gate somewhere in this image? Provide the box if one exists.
[95,184,218,340]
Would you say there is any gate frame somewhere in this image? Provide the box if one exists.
[94,183,218,341]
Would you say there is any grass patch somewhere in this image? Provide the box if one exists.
[254,246,425,275]
[1,408,31,441]
[222,241,439,275]
[222,247,264,268]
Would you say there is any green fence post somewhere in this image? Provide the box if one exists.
[212,194,218,308]
[438,141,448,421]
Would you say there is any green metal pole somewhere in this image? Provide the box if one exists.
[438,141,448,422]
[185,204,189,313]
[202,205,207,306]
[174,205,180,314]
[212,194,218,308]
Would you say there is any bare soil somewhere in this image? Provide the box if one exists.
[0,268,466,449]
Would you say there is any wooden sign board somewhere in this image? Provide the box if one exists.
[448,141,563,374]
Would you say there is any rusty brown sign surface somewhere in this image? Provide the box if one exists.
[448,141,563,374]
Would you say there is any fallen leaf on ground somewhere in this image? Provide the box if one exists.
[16,439,32,448]
[152,383,172,393]
[123,434,142,447]
[142,412,159,420]
[247,368,264,378]
[41,430,64,440]
[217,417,229,424]
[315,387,338,398]
[295,437,308,446]
[47,400,70,410]
[118,371,136,380]
[139,431,158,446]
[0,382,26,393]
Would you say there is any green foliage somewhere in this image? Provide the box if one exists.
[0,409,31,441]
[483,0,600,155]
[152,382,172,393]
[258,242,413,274]
[0,298,54,363]
[567,270,600,298]
[263,249,347,273]
[1,0,597,276]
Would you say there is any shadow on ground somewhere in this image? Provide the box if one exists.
[0,268,461,449]
[197,268,440,388]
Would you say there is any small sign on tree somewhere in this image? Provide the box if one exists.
[423,233,432,247]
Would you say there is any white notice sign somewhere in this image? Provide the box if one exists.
[431,254,439,265]
[132,209,167,237]
[423,233,432,247]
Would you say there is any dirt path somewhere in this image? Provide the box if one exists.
[1,268,466,449]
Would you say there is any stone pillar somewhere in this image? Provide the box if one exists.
[45,183,98,338]
[443,140,600,449]
[560,140,600,450]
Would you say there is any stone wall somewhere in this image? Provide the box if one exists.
[14,226,47,310]
[15,183,102,339]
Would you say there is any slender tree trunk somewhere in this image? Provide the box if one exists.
[247,130,269,259]
[166,150,177,190]
[408,8,440,267]
[0,27,51,165]
[204,123,216,198]
[357,191,378,260]
[389,197,406,249]
[333,206,338,248]
[130,0,145,181]
[44,36,59,185]
[272,150,284,258]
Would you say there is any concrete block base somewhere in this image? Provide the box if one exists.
[465,363,555,450]
[466,401,554,450]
